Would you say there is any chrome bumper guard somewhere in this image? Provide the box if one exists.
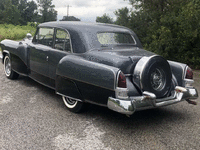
[107,86,198,115]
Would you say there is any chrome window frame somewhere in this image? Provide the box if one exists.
[54,28,73,53]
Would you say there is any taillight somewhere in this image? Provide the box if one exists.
[117,71,127,88]
[116,71,128,99]
[185,66,193,79]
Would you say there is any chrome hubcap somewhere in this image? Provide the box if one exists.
[4,57,11,76]
[150,68,166,91]
[65,97,76,105]
[62,96,78,108]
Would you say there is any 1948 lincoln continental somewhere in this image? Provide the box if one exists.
[0,21,198,115]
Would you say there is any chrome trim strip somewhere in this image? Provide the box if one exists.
[84,99,107,107]
[116,70,120,88]
[183,65,188,80]
[56,92,83,102]
[12,69,28,77]
[131,35,137,45]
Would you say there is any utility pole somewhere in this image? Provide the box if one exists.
[67,5,72,17]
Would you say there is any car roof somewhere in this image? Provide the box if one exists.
[37,21,142,53]
[39,21,130,32]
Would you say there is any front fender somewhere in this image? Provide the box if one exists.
[0,40,29,75]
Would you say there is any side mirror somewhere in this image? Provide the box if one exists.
[26,33,32,39]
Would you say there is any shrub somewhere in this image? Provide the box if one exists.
[0,24,36,42]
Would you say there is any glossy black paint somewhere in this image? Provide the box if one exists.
[82,48,154,74]
[56,55,119,91]
[11,54,28,75]
[48,49,67,80]
[29,44,49,78]
[56,75,83,100]
[75,79,115,105]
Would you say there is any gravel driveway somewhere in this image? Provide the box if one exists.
[0,63,200,150]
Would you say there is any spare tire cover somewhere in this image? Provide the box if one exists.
[133,55,172,98]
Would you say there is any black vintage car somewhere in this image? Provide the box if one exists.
[0,21,198,115]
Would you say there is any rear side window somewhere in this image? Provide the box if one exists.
[35,28,54,47]
[55,29,72,52]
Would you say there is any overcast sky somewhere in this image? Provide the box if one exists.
[52,0,132,22]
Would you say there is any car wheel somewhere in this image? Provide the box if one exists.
[4,54,19,79]
[62,96,85,113]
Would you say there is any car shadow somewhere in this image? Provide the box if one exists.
[85,102,189,121]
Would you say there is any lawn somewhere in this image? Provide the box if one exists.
[0,23,36,42]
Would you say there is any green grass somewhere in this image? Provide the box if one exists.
[0,23,36,42]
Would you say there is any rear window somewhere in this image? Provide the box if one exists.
[97,32,136,45]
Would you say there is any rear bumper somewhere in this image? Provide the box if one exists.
[107,86,198,115]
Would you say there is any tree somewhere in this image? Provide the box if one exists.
[0,0,38,25]
[0,0,21,24]
[17,0,38,24]
[0,0,56,24]
[115,7,130,27]
[96,13,114,24]
[22,0,38,23]
[126,0,200,68]
[37,0,57,23]
[60,16,80,21]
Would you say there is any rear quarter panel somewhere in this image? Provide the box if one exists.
[168,60,187,86]
[56,55,119,105]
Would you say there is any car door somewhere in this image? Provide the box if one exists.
[48,28,72,87]
[29,27,54,87]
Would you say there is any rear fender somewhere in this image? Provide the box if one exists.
[56,55,119,103]
[168,61,187,87]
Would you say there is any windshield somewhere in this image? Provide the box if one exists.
[97,32,136,45]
